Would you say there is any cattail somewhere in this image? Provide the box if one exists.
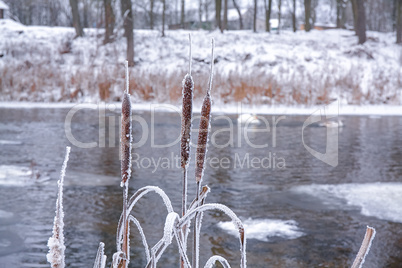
[121,61,132,186]
[195,39,214,183]
[180,34,194,169]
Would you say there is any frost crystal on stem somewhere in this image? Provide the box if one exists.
[47,146,70,268]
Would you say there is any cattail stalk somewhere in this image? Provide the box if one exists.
[119,61,132,268]
[47,146,70,268]
[193,38,215,268]
[180,33,194,268]
[351,226,376,268]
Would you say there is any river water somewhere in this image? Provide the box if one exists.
[0,107,401,268]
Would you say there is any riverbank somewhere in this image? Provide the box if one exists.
[1,19,401,106]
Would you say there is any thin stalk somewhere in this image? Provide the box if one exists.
[351,226,376,268]
[193,39,215,268]
[180,34,194,268]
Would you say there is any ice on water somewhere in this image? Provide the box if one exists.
[293,182,402,223]
[218,218,304,242]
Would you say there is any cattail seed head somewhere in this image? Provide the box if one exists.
[195,93,211,183]
[195,38,215,183]
[181,74,194,168]
[121,92,132,185]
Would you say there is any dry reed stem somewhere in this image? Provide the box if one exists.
[351,226,376,268]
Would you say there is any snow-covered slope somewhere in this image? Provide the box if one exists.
[0,19,401,106]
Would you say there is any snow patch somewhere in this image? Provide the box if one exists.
[218,218,304,242]
[293,183,402,223]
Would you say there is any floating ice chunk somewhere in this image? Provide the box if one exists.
[0,165,33,186]
[0,140,22,145]
[0,210,13,219]
[293,182,402,223]
[218,218,304,242]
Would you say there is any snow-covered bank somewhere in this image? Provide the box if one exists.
[0,101,401,116]
[0,19,401,106]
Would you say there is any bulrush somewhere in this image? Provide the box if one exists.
[195,39,214,184]
[121,61,132,186]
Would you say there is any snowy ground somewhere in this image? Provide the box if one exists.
[0,19,401,108]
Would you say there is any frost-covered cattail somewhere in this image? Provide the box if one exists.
[180,73,194,168]
[47,146,70,268]
[195,39,215,183]
[121,61,132,186]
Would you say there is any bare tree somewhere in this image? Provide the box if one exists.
[150,0,154,29]
[356,0,366,44]
[277,0,281,34]
[336,0,347,28]
[199,0,203,24]
[215,0,222,31]
[232,0,243,29]
[103,0,115,44]
[253,0,257,32]
[162,0,166,37]
[181,0,185,28]
[223,0,228,30]
[292,0,296,32]
[121,0,134,66]
[69,0,84,37]
[264,0,272,32]
[304,0,311,31]
[351,0,358,35]
[397,0,402,43]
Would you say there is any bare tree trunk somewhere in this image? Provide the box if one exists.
[150,0,154,30]
[162,0,166,37]
[103,0,115,44]
[264,0,272,32]
[356,0,366,44]
[223,0,228,30]
[83,0,89,28]
[253,0,257,32]
[69,0,84,37]
[232,0,243,29]
[292,0,297,32]
[336,0,341,28]
[397,0,402,43]
[121,0,134,66]
[304,0,311,31]
[277,0,281,34]
[199,0,203,24]
[351,0,358,35]
[181,0,185,28]
[215,0,222,31]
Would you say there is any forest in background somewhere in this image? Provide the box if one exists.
[0,0,401,105]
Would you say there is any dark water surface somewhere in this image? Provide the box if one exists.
[0,107,401,268]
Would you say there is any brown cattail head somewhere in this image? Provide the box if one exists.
[121,62,132,186]
[195,93,211,182]
[195,39,215,183]
[180,74,194,168]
